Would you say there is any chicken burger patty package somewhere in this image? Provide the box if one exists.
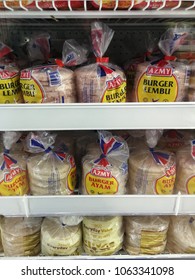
[81,130,129,195]
[0,42,23,104]
[41,216,82,256]
[124,216,170,255]
[128,130,176,194]
[175,140,195,194]
[0,132,29,196]
[25,132,76,195]
[75,21,127,103]
[83,216,124,256]
[132,26,188,102]
[1,217,42,257]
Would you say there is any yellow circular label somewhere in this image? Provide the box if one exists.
[0,75,23,103]
[20,75,44,103]
[101,75,126,103]
[85,171,118,195]
[155,174,176,195]
[67,166,77,192]
[0,168,28,196]
[186,176,195,194]
[136,72,178,102]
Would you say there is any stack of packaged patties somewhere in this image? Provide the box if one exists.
[80,130,129,256]
[131,26,189,102]
[75,21,127,103]
[25,131,76,195]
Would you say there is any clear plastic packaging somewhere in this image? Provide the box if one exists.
[41,216,82,256]
[128,130,176,195]
[75,21,127,103]
[124,216,170,255]
[0,132,29,196]
[25,132,76,195]
[1,217,42,257]
[175,140,195,194]
[132,26,188,102]
[81,131,129,195]
[83,216,123,256]
[0,42,23,104]
[166,216,195,254]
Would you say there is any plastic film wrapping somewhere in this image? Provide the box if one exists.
[128,147,176,194]
[83,216,123,256]
[166,216,195,254]
[124,216,169,255]
[75,21,127,103]
[132,26,188,102]
[0,132,29,196]
[1,217,42,257]
[41,217,82,256]
[26,132,76,195]
[81,131,129,195]
[175,141,195,194]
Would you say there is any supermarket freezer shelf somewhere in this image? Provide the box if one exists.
[1,102,195,131]
[0,195,194,217]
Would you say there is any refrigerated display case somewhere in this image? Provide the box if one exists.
[1,0,195,259]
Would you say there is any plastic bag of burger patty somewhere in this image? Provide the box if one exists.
[83,216,124,256]
[0,41,23,104]
[1,217,42,257]
[81,130,129,195]
[0,132,29,196]
[131,26,189,102]
[124,31,162,102]
[41,216,83,256]
[123,216,170,255]
[174,139,195,194]
[0,1,84,10]
[25,131,76,195]
[128,129,176,195]
[166,216,195,254]
[75,21,127,103]
[20,38,87,103]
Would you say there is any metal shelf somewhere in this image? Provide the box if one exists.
[0,103,195,131]
[0,0,195,19]
[0,195,194,217]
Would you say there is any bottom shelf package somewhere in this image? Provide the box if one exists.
[0,215,195,257]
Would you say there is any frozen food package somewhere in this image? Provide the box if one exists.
[41,216,82,256]
[132,26,188,102]
[0,1,84,10]
[0,216,3,253]
[128,130,176,194]
[166,216,195,253]
[175,140,195,194]
[1,217,42,257]
[81,130,129,195]
[83,216,123,256]
[124,31,162,102]
[75,21,127,103]
[20,64,76,103]
[20,39,87,103]
[0,42,23,104]
[25,132,76,195]
[0,132,29,196]
[124,216,170,255]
